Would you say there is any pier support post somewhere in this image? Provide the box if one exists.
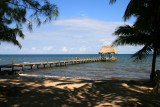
[47,58,49,67]
[22,64,24,71]
[41,63,43,68]
[12,58,14,65]
[79,58,81,64]
[59,57,61,67]
[33,64,35,69]
[30,65,32,69]
[76,57,77,64]
[52,63,54,68]
[68,57,70,64]
[64,58,66,66]
[72,57,74,64]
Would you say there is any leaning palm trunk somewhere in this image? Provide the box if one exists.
[151,47,157,81]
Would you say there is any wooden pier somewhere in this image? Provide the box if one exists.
[0,57,101,72]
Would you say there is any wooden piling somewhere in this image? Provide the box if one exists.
[47,58,49,67]
[76,57,77,64]
[59,57,61,67]
[64,58,66,66]
[22,64,24,71]
[72,57,74,64]
[79,58,81,64]
[68,57,70,64]
[12,58,14,65]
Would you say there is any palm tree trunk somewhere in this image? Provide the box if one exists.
[150,47,157,82]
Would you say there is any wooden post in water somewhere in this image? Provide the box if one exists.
[12,57,14,71]
[78,57,81,64]
[68,57,70,64]
[76,57,77,64]
[22,64,24,71]
[33,64,35,69]
[83,57,84,63]
[72,57,74,64]
[47,58,49,67]
[64,58,66,66]
[79,58,81,64]
[37,58,39,69]
[41,63,43,68]
[12,58,14,64]
[52,63,54,68]
[59,57,61,67]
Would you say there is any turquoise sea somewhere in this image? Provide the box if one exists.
[0,54,160,80]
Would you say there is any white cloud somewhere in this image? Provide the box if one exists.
[79,47,86,52]
[0,17,140,54]
[43,46,53,51]
[32,47,36,50]
[62,46,68,52]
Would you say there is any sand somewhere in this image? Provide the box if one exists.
[0,76,160,107]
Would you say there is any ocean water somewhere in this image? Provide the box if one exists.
[0,54,160,80]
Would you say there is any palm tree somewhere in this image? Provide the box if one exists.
[111,0,160,81]
[110,0,160,81]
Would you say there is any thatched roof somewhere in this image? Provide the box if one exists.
[98,45,118,54]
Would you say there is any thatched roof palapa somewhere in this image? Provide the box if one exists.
[98,45,118,54]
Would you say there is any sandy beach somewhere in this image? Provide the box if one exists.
[0,76,160,107]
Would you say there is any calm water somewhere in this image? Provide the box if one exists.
[0,54,160,80]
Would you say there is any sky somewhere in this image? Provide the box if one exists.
[0,0,142,54]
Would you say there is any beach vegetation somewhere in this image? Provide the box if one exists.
[110,0,160,81]
[0,0,58,48]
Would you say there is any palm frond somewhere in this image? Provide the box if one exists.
[109,0,117,4]
[123,0,148,21]
[131,44,153,62]
[113,25,152,46]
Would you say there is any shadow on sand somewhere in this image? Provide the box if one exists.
[0,76,160,107]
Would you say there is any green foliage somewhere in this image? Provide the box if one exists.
[111,0,160,81]
[0,0,59,48]
[109,0,117,4]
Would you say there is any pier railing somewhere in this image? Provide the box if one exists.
[0,57,101,71]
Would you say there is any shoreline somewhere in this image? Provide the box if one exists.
[0,75,160,106]
[19,73,150,81]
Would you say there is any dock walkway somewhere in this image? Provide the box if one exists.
[0,57,101,71]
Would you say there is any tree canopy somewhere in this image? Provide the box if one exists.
[110,0,160,81]
[0,0,59,48]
